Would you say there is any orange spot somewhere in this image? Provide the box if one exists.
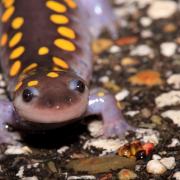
[38,47,49,55]
[9,46,25,60]
[15,81,22,91]
[1,6,15,22]
[9,60,21,76]
[57,26,76,39]
[9,32,23,48]
[64,0,77,9]
[46,1,67,13]
[11,17,24,29]
[28,80,39,87]
[2,0,15,8]
[23,63,38,73]
[47,72,59,78]
[53,56,69,69]
[50,14,69,24]
[0,33,8,47]
[54,39,76,51]
[128,70,163,86]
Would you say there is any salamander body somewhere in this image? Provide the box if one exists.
[0,0,133,144]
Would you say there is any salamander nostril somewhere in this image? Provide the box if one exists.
[22,89,34,102]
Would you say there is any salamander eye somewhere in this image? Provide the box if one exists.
[69,80,85,93]
[22,89,34,102]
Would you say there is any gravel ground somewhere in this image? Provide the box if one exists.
[0,0,180,179]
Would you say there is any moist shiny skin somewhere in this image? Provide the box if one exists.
[0,0,133,144]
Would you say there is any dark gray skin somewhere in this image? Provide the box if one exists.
[0,0,134,144]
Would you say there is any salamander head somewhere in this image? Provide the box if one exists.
[13,70,89,124]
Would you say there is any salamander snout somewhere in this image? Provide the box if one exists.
[13,71,89,124]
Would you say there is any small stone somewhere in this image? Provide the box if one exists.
[155,91,180,108]
[160,157,176,170]
[109,45,121,53]
[128,70,163,86]
[160,42,177,57]
[126,111,140,117]
[152,154,161,160]
[161,110,180,127]
[118,169,137,180]
[22,177,39,180]
[16,166,24,178]
[130,45,153,56]
[163,23,177,33]
[115,36,138,46]
[141,30,153,38]
[167,74,180,89]
[0,81,6,88]
[151,115,162,125]
[168,138,180,147]
[140,17,152,27]
[0,88,5,95]
[5,145,32,155]
[88,121,103,137]
[67,175,96,180]
[146,160,167,175]
[121,57,139,66]
[92,38,113,54]
[115,89,129,101]
[47,161,57,173]
[147,1,177,19]
[99,76,110,83]
[173,171,180,180]
[141,108,151,118]
[57,146,69,154]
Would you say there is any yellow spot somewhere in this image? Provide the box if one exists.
[0,33,8,47]
[1,6,15,23]
[9,46,25,60]
[11,17,24,30]
[54,39,76,52]
[15,81,22,91]
[28,80,39,87]
[38,47,49,55]
[23,63,38,73]
[9,60,21,76]
[97,92,105,97]
[46,1,67,13]
[2,0,15,8]
[53,56,69,69]
[9,32,23,48]
[50,14,69,24]
[47,72,59,78]
[57,26,76,39]
[64,0,77,9]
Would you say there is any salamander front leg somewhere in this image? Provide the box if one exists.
[86,88,134,137]
[0,99,19,144]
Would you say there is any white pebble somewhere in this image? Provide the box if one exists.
[83,138,127,153]
[140,17,152,27]
[160,157,176,170]
[88,120,103,137]
[146,160,167,175]
[125,110,140,117]
[160,42,177,57]
[57,146,69,154]
[22,177,39,180]
[5,145,32,155]
[141,30,153,38]
[161,110,180,127]
[173,171,180,180]
[115,89,129,101]
[109,45,121,53]
[16,166,24,178]
[155,91,180,108]
[167,74,180,89]
[0,81,6,88]
[67,175,96,180]
[130,44,153,56]
[152,154,161,160]
[148,1,177,19]
[99,76,109,83]
[168,138,180,147]
[0,88,5,95]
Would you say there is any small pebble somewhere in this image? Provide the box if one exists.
[160,157,176,170]
[141,30,153,38]
[146,160,167,175]
[152,154,161,160]
[0,88,5,95]
[16,166,24,178]
[140,17,152,27]
[118,169,137,180]
[163,23,177,33]
[151,115,162,125]
[130,45,153,56]
[173,171,180,180]
[147,1,177,19]
[99,76,109,83]
[5,145,32,155]
[57,146,69,154]
[168,138,180,147]
[121,57,139,66]
[67,176,96,180]
[115,89,129,101]
[167,74,180,89]
[109,45,121,53]
[88,120,103,137]
[161,110,180,127]
[141,108,151,118]
[160,42,177,57]
[22,177,39,180]
[155,91,180,108]
[126,111,140,117]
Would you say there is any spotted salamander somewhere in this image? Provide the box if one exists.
[0,0,133,144]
